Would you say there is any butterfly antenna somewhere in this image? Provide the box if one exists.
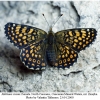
[42,14,50,27]
[52,14,63,28]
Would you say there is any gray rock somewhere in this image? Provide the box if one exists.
[0,1,100,92]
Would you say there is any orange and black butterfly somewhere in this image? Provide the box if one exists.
[4,22,97,70]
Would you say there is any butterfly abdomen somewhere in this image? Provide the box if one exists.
[46,45,56,66]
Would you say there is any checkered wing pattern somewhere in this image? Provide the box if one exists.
[53,28,97,69]
[53,43,78,69]
[5,23,97,70]
[5,23,47,70]
[4,23,47,49]
[20,42,47,70]
[55,28,97,52]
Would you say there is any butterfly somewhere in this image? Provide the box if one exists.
[4,22,97,70]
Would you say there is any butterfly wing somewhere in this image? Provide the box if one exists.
[53,43,78,69]
[20,40,47,70]
[5,23,47,70]
[4,23,47,49]
[53,28,97,69]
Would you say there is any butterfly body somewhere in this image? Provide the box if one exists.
[47,29,54,45]
[5,23,97,70]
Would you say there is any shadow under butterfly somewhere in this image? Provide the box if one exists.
[4,14,97,70]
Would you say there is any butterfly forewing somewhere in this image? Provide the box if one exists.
[55,28,97,52]
[5,23,47,49]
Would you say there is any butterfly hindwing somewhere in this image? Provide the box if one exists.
[5,23,47,49]
[20,41,47,70]
[52,42,78,69]
[55,28,97,52]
